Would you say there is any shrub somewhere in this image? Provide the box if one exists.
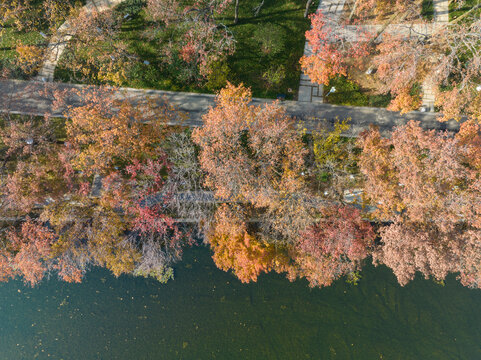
[262,65,286,89]
[205,61,230,91]
[253,24,285,56]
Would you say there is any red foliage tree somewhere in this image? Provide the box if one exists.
[300,11,372,85]
[294,205,375,287]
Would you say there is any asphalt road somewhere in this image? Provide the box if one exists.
[0,79,461,136]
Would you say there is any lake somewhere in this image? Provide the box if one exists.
[1,246,480,359]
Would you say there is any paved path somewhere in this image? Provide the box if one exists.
[421,0,450,110]
[300,0,451,110]
[36,0,123,82]
[298,0,347,103]
[0,80,460,137]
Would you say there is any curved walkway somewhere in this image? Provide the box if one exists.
[36,0,124,82]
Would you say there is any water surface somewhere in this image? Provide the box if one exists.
[1,247,480,359]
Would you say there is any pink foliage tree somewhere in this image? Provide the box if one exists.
[294,205,375,287]
[6,218,55,286]
[359,120,481,287]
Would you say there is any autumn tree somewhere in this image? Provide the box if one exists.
[192,83,306,209]
[358,120,480,226]
[294,205,375,287]
[373,19,481,119]
[373,222,481,288]
[94,148,194,281]
[207,204,293,283]
[302,0,481,117]
[65,86,180,176]
[145,0,235,82]
[192,83,311,242]
[300,11,372,86]
[57,7,139,85]
[0,0,77,32]
[0,114,67,213]
[2,218,56,286]
[359,120,481,287]
[40,195,140,279]
[0,0,82,77]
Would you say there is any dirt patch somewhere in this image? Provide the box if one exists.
[345,55,386,95]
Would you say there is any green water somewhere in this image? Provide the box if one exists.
[1,247,480,360]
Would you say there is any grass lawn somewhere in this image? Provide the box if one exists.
[220,0,320,99]
[421,0,435,20]
[0,23,46,78]
[56,0,319,99]
[324,75,391,107]
[449,0,481,21]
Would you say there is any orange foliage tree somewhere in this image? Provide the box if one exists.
[192,83,310,244]
[65,87,180,176]
[192,83,306,209]
[300,11,372,86]
[0,115,67,213]
[207,204,293,283]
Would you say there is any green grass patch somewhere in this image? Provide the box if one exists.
[219,0,319,99]
[421,0,435,20]
[56,0,319,99]
[449,0,481,22]
[324,76,391,107]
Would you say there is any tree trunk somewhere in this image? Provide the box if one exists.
[348,0,360,22]
[234,0,240,24]
[253,0,264,17]
[304,0,314,18]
